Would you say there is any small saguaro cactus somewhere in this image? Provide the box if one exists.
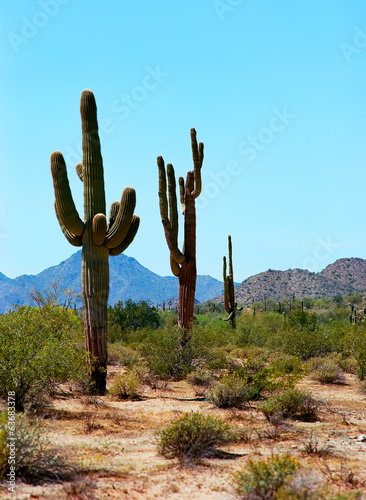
[223,235,242,328]
[157,128,204,338]
[51,90,139,394]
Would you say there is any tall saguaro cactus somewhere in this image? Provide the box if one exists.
[223,235,242,328]
[157,128,204,336]
[51,90,139,394]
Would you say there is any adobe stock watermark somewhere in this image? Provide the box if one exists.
[64,65,168,167]
[340,24,366,63]
[196,106,295,210]
[213,0,244,21]
[302,236,340,273]
[7,0,72,54]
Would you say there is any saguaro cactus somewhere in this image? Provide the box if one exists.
[157,128,204,337]
[51,90,139,394]
[223,235,242,328]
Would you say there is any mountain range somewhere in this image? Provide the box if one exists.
[229,257,366,305]
[0,253,366,314]
[0,251,224,314]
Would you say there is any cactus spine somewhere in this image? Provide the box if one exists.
[51,90,139,394]
[223,235,242,328]
[157,128,203,337]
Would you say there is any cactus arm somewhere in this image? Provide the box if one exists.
[179,177,185,214]
[224,310,235,322]
[51,151,84,236]
[109,215,140,256]
[157,156,186,265]
[170,252,181,276]
[54,201,83,247]
[167,163,179,243]
[76,163,83,182]
[108,201,120,229]
[190,128,204,199]
[104,187,135,249]
[92,213,107,246]
[223,257,230,314]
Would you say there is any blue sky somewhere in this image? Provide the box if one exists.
[0,0,365,282]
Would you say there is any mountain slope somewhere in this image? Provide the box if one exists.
[0,251,224,313]
[216,257,366,306]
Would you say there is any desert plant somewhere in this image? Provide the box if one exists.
[157,411,235,462]
[0,306,88,411]
[206,373,256,408]
[157,128,204,338]
[51,89,139,394]
[0,412,76,482]
[234,454,299,499]
[108,370,142,400]
[308,355,346,384]
[258,388,320,422]
[223,235,242,328]
[107,343,139,367]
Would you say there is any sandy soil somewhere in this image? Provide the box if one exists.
[1,370,366,499]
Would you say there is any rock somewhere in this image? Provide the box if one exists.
[357,434,366,442]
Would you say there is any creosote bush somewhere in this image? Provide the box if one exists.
[258,388,320,422]
[0,306,89,411]
[308,354,346,385]
[234,454,299,499]
[206,373,257,408]
[157,411,235,462]
[0,411,76,482]
[108,370,142,400]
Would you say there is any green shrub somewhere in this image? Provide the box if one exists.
[0,411,76,482]
[137,327,194,380]
[107,343,139,367]
[157,412,235,462]
[258,389,320,422]
[0,306,88,411]
[108,370,142,400]
[234,454,299,499]
[206,374,257,408]
[308,355,346,384]
[107,299,160,341]
[345,324,366,380]
[187,368,214,388]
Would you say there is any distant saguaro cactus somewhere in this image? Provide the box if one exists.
[51,90,139,394]
[157,128,204,338]
[223,235,242,328]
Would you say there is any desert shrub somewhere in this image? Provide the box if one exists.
[359,380,366,394]
[138,327,193,379]
[107,299,160,341]
[107,343,139,367]
[338,355,358,374]
[0,306,88,411]
[308,354,346,384]
[234,454,299,499]
[187,368,215,388]
[258,389,320,422]
[157,411,235,462]
[0,411,76,482]
[108,370,142,399]
[204,347,233,370]
[344,324,366,380]
[206,374,257,408]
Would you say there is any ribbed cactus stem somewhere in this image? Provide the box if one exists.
[223,234,241,328]
[51,90,139,394]
[157,128,204,335]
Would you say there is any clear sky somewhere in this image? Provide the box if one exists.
[0,0,365,282]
